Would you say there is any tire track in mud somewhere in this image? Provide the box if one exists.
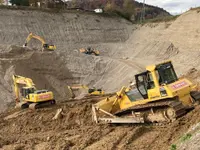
[102,55,144,72]
[117,126,152,150]
[72,125,115,150]
[118,59,144,72]
[84,126,153,150]
[84,126,129,150]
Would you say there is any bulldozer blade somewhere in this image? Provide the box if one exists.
[92,105,144,124]
[98,117,144,124]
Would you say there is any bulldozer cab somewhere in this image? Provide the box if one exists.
[135,61,178,99]
[156,62,178,85]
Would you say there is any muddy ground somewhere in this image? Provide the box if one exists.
[1,96,200,150]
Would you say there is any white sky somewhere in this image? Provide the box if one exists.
[136,0,200,15]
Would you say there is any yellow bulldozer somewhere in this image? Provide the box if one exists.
[23,32,56,51]
[13,75,55,109]
[92,61,200,124]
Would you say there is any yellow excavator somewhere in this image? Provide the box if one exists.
[13,75,55,109]
[71,84,105,96]
[92,61,200,124]
[23,32,56,51]
[79,47,100,56]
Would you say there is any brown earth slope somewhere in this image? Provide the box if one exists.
[1,96,200,150]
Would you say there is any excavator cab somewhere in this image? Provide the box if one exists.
[21,87,35,98]
[43,44,56,51]
[43,44,49,48]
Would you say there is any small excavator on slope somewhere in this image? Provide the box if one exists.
[23,32,56,51]
[92,61,200,124]
[79,47,100,56]
[70,84,105,96]
[13,75,55,109]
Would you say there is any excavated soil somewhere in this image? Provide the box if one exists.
[1,7,200,150]
[1,97,200,150]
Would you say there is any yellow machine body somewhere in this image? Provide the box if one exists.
[23,32,56,51]
[13,75,55,107]
[79,48,100,56]
[93,61,197,124]
[71,84,105,96]
[22,87,54,103]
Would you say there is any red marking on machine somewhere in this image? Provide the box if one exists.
[39,94,51,99]
[171,81,188,89]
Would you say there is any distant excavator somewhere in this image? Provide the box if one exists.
[70,84,105,96]
[23,32,56,51]
[92,61,200,124]
[13,75,55,109]
[79,47,100,56]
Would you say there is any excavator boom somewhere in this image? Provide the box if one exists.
[23,32,56,51]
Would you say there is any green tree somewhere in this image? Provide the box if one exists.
[9,0,29,6]
[123,0,135,14]
[122,0,135,19]
[104,1,118,12]
[71,0,77,8]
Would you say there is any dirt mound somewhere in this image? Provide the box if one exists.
[0,44,142,112]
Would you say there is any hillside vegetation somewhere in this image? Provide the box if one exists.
[8,0,171,22]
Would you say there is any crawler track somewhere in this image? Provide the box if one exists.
[115,100,187,123]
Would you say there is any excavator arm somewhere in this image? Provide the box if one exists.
[12,75,36,103]
[23,32,56,51]
[24,32,45,47]
[23,33,33,47]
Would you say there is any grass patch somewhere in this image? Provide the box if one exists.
[0,5,67,13]
[180,133,192,142]
[170,144,177,150]
[189,7,200,13]
[190,7,200,11]
[170,133,192,149]
[137,15,179,24]
[0,5,123,20]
